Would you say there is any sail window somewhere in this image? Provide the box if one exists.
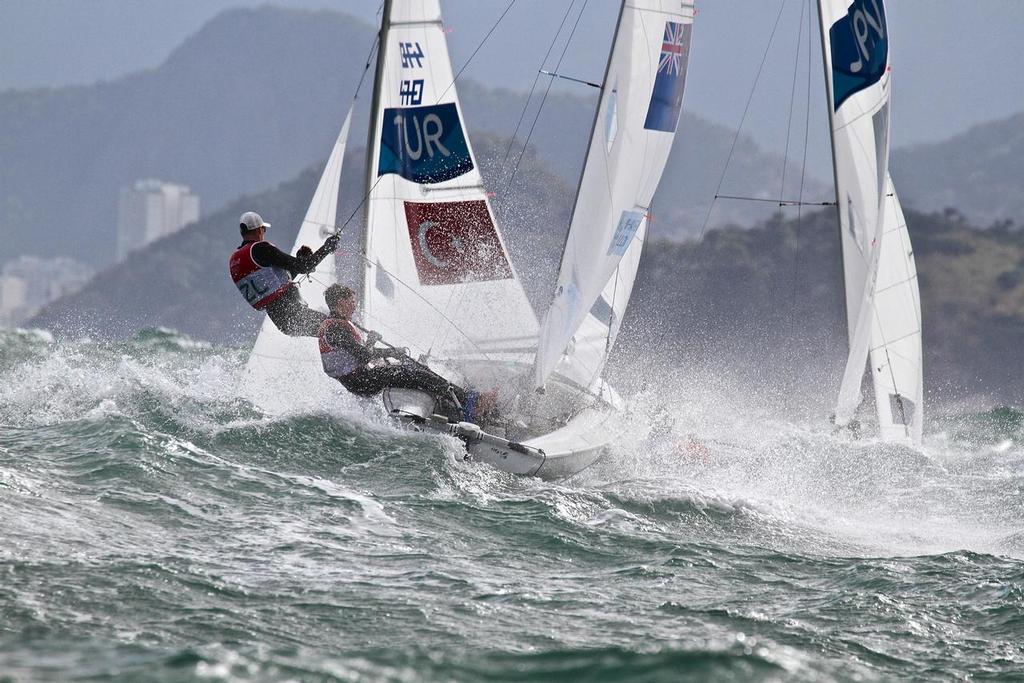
[604,83,619,153]
[375,260,395,299]
[590,296,614,326]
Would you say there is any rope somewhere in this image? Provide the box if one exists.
[789,0,813,391]
[435,0,517,104]
[696,0,789,242]
[352,34,380,102]
[500,0,577,171]
[502,0,589,201]
[779,0,806,205]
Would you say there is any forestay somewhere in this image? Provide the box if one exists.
[360,0,537,381]
[533,0,695,391]
[819,0,922,442]
[244,107,352,399]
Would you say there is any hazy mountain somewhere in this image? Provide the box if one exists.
[893,112,1024,227]
[0,7,374,266]
[1,5,826,269]
[616,206,1024,407]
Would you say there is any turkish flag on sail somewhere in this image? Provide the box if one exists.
[404,200,513,286]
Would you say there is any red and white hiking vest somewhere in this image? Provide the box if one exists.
[318,317,364,378]
[228,241,292,309]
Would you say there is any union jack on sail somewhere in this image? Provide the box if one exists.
[644,21,692,132]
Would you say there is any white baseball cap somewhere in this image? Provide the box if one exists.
[239,211,271,233]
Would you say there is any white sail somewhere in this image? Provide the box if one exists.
[360,0,538,382]
[818,0,895,426]
[534,0,695,391]
[868,175,922,443]
[244,106,352,399]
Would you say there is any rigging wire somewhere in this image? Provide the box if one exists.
[352,34,380,102]
[789,0,813,390]
[502,0,590,201]
[696,0,789,242]
[500,0,577,172]
[780,0,806,205]
[435,0,517,104]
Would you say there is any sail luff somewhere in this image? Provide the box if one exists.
[243,105,354,408]
[816,0,848,332]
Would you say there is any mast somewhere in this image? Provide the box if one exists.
[816,0,848,336]
[360,0,393,306]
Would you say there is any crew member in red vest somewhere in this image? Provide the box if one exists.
[318,284,497,420]
[228,211,339,337]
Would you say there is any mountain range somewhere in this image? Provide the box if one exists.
[1,5,829,268]
[5,5,1021,273]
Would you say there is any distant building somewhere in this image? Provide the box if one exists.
[116,179,200,261]
[0,256,94,327]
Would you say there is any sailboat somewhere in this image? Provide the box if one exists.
[245,0,695,478]
[818,0,923,444]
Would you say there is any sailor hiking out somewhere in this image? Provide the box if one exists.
[229,211,339,337]
[318,284,496,421]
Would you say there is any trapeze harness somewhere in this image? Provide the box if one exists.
[228,240,292,310]
[318,317,364,379]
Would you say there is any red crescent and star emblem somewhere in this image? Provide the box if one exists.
[404,200,513,285]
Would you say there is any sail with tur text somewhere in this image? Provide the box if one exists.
[360,0,538,382]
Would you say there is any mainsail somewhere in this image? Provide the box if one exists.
[244,107,352,398]
[360,0,538,381]
[533,0,695,391]
[869,175,922,443]
[818,0,922,443]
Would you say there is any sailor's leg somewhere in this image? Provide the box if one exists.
[265,288,327,337]
[360,364,466,403]
[338,368,389,396]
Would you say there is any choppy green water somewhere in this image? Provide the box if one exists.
[1,327,1021,681]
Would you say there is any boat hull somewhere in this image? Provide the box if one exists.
[382,388,612,479]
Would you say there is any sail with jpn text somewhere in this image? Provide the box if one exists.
[818,0,922,443]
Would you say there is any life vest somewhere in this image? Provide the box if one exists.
[228,241,292,309]
[318,317,364,378]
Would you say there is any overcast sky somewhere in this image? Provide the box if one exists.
[1,0,1020,156]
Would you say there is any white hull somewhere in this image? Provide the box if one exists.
[383,388,615,480]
